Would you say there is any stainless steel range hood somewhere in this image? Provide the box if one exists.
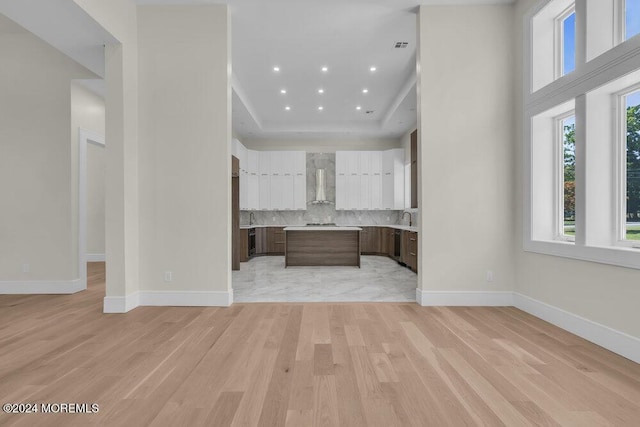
[311,168,333,204]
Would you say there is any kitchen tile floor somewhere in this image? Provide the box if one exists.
[232,255,417,302]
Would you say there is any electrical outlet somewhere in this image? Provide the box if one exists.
[386,216,390,221]
[22,263,30,273]
[164,271,173,282]
[486,270,494,282]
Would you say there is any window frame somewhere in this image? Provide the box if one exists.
[525,0,640,270]
[616,84,640,248]
[555,110,576,242]
[555,5,576,78]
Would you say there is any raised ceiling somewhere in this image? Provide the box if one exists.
[1,0,515,141]
[230,0,417,140]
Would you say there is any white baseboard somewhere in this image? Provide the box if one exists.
[86,253,105,262]
[103,292,140,313]
[513,293,640,364]
[0,278,84,294]
[414,288,640,363]
[103,289,233,313]
[415,289,514,306]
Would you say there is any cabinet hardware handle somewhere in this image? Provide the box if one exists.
[410,238,416,241]
[410,252,416,256]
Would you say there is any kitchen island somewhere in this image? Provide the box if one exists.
[284,226,362,267]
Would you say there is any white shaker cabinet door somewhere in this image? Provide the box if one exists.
[335,174,346,210]
[259,175,271,210]
[294,173,306,210]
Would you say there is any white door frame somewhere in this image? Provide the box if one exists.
[78,127,105,289]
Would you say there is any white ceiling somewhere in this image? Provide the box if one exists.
[141,0,514,141]
[1,0,515,141]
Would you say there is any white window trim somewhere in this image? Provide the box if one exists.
[555,5,576,78]
[615,0,625,45]
[554,110,576,242]
[616,84,640,248]
[524,0,640,269]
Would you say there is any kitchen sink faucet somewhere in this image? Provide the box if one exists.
[401,211,412,227]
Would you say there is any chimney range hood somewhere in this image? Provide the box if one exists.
[311,168,333,204]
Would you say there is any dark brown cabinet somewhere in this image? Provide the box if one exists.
[255,227,267,255]
[266,227,285,255]
[240,228,249,262]
[400,230,418,273]
[361,227,383,254]
[385,228,395,257]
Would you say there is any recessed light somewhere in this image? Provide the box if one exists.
[280,89,287,94]
[318,88,324,94]
[321,66,328,72]
[370,66,377,72]
[318,106,324,111]
[362,88,369,94]
[285,106,291,111]
[273,66,280,72]
[356,106,362,110]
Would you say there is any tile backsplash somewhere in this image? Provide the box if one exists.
[241,209,402,226]
[240,152,417,227]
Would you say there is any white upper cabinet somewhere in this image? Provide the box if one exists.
[259,175,270,209]
[248,174,259,210]
[294,151,306,175]
[247,150,259,174]
[346,151,360,175]
[259,151,270,175]
[360,152,372,175]
[360,175,371,209]
[294,174,306,209]
[336,148,404,210]
[370,174,382,209]
[336,151,347,175]
[370,151,382,175]
[335,174,347,209]
[268,151,282,175]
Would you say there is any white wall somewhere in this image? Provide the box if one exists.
[241,137,401,152]
[87,143,106,256]
[70,82,106,258]
[514,0,640,338]
[137,5,232,296]
[73,0,141,304]
[417,5,516,297]
[0,16,94,283]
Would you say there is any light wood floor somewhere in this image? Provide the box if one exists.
[1,263,639,426]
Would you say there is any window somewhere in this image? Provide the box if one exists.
[622,91,640,243]
[559,9,576,76]
[526,0,640,269]
[530,0,575,91]
[559,115,575,239]
[626,0,640,41]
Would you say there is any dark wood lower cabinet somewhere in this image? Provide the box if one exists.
[255,227,267,255]
[386,228,395,258]
[241,224,416,272]
[400,230,418,273]
[266,227,285,255]
[240,229,249,262]
[361,227,382,254]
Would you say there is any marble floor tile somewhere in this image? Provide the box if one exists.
[232,255,417,302]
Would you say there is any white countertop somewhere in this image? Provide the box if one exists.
[240,224,417,232]
[284,226,363,231]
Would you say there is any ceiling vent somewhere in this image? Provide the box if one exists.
[394,42,409,49]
